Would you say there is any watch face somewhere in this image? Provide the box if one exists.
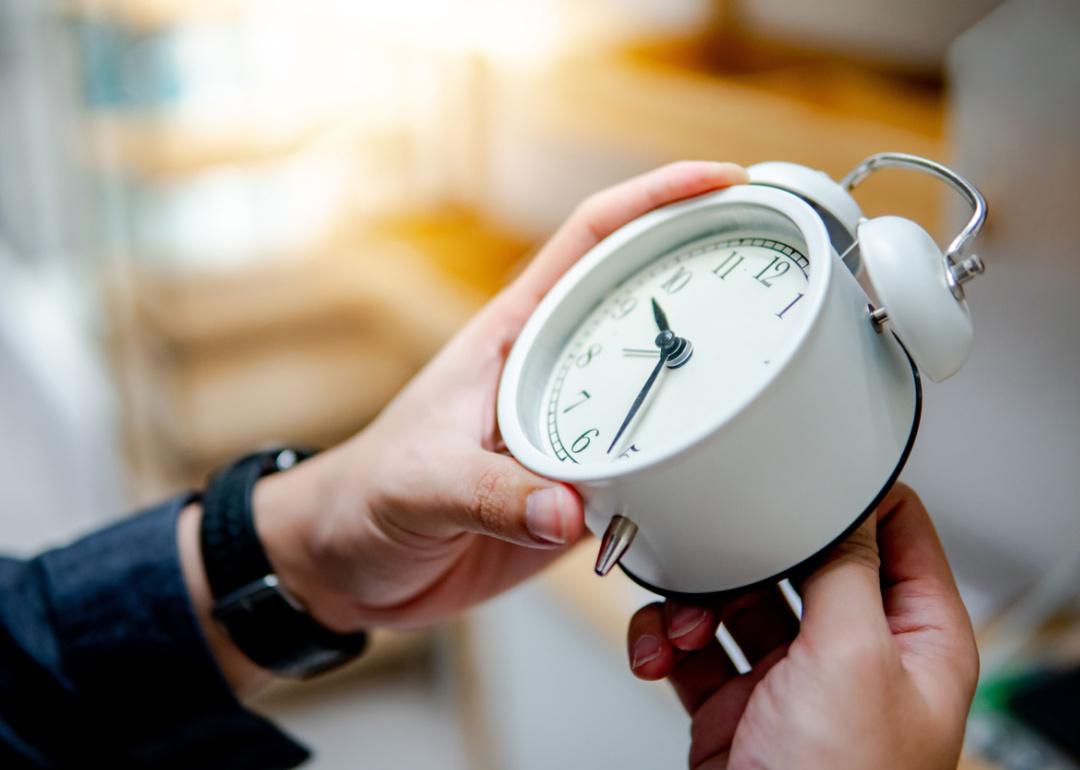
[538,232,812,466]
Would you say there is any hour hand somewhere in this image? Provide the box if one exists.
[636,298,690,371]
[651,297,671,333]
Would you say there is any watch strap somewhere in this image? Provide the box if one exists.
[200,450,287,599]
[211,575,367,678]
[199,448,367,678]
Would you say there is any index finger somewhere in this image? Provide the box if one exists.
[508,161,748,305]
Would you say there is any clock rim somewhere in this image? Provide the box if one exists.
[616,338,923,600]
[497,184,836,483]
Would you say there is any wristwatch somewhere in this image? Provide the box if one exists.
[199,447,367,679]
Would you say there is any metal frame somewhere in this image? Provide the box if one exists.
[841,152,988,298]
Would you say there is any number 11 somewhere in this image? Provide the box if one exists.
[712,251,743,280]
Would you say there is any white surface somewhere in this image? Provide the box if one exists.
[255,654,469,770]
[903,0,1080,622]
[470,579,690,770]
[859,215,974,382]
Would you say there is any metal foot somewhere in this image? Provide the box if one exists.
[594,515,638,576]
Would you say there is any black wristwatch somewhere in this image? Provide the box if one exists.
[199,447,367,679]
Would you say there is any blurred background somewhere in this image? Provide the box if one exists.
[1,0,1077,767]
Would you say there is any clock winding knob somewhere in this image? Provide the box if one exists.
[594,515,638,576]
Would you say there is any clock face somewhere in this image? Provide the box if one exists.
[539,234,811,465]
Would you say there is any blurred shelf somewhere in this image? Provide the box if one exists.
[63,0,251,31]
[533,34,945,231]
[115,246,479,478]
[360,207,534,298]
[83,113,318,179]
[110,208,531,496]
[82,111,400,181]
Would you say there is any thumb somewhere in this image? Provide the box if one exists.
[447,451,586,548]
[796,516,890,642]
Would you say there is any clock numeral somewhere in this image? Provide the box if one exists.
[571,428,600,454]
[755,256,791,287]
[776,292,805,319]
[575,344,602,368]
[562,390,591,414]
[712,251,743,280]
[618,443,640,459]
[660,265,693,294]
[609,295,638,320]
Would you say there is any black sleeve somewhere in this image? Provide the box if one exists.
[0,494,310,769]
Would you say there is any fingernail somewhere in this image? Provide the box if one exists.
[631,635,662,669]
[525,487,568,545]
[668,605,708,639]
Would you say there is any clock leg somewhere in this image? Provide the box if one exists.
[595,515,638,576]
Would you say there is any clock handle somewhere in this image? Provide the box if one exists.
[594,515,638,576]
[841,152,988,300]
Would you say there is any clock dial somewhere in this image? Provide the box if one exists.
[541,235,810,465]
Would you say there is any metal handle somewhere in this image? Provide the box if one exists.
[841,152,988,298]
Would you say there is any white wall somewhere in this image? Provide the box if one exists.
[904,0,1080,620]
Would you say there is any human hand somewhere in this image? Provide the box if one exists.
[626,484,979,770]
[253,162,750,634]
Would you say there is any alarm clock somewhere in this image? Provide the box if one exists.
[496,153,987,597]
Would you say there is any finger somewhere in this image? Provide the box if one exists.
[507,161,749,305]
[667,639,739,713]
[430,450,586,548]
[876,483,978,697]
[689,644,788,770]
[663,588,764,652]
[797,515,891,643]
[722,585,800,666]
[665,602,720,651]
[878,483,964,607]
[628,602,679,680]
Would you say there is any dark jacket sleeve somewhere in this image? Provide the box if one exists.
[0,494,310,769]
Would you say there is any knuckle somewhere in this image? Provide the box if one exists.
[469,464,506,534]
[573,193,602,221]
[832,526,881,572]
[884,480,924,514]
[958,632,981,696]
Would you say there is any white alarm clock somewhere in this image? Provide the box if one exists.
[496,153,987,597]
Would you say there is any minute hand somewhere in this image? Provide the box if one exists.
[607,340,672,454]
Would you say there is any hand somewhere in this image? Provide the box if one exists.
[626,483,979,770]
[212,162,748,642]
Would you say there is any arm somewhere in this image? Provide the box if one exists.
[0,495,308,770]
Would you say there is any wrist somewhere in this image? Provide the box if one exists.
[251,446,371,633]
[177,502,273,695]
